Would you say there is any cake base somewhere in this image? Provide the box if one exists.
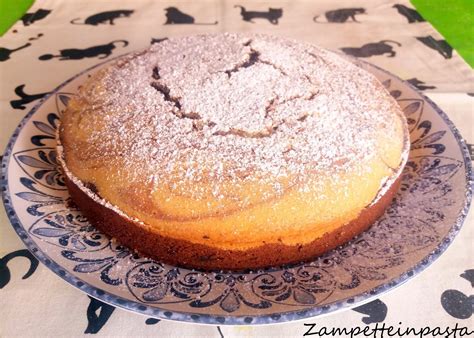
[63,173,401,271]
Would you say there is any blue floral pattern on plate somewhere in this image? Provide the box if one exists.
[1,57,472,325]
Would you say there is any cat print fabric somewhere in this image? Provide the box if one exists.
[0,42,32,61]
[21,9,51,26]
[416,36,453,59]
[0,0,473,337]
[313,8,366,23]
[164,7,218,25]
[10,84,50,109]
[39,40,129,61]
[0,249,38,288]
[235,5,283,24]
[0,33,44,61]
[392,4,425,23]
[341,40,401,57]
[70,10,135,26]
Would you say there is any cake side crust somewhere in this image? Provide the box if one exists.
[62,164,402,270]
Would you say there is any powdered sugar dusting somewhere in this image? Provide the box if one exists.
[60,33,408,204]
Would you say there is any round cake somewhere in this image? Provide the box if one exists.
[58,33,410,270]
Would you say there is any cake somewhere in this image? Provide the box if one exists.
[58,33,410,270]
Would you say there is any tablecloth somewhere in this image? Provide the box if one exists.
[1,0,473,337]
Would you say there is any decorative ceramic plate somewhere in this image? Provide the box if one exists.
[2,56,472,325]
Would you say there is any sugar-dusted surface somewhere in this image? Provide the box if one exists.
[59,33,409,250]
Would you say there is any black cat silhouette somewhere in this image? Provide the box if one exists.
[150,37,168,44]
[313,8,366,23]
[393,4,425,23]
[352,299,387,324]
[0,249,39,288]
[341,40,401,58]
[235,5,282,25]
[164,7,217,25]
[0,43,31,62]
[10,84,50,110]
[85,296,116,334]
[39,40,128,61]
[21,9,51,26]
[416,36,453,59]
[461,269,474,286]
[71,10,134,25]
[406,78,436,91]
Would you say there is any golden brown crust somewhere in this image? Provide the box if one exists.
[63,171,401,270]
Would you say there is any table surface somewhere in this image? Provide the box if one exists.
[1,0,473,67]
[0,0,473,337]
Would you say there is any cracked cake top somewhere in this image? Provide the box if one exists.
[60,33,407,203]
